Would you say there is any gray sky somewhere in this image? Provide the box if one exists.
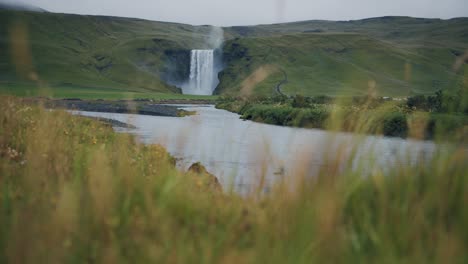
[7,0,468,26]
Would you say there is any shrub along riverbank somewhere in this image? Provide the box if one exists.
[216,91,468,140]
[0,96,467,263]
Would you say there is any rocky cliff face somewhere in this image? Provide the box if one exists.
[161,49,191,87]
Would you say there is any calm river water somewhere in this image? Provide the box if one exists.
[74,105,441,193]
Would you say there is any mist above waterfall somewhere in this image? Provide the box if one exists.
[181,26,224,95]
[207,26,224,50]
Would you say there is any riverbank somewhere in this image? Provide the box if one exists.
[216,94,468,141]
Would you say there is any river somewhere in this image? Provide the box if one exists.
[74,105,441,193]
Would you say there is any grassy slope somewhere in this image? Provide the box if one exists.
[219,17,468,97]
[0,10,215,97]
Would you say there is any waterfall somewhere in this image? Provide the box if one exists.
[183,50,217,95]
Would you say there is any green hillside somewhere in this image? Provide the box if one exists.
[226,16,468,43]
[220,17,468,96]
[0,10,216,97]
[1,10,467,98]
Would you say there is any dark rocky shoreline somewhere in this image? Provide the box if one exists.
[46,99,181,117]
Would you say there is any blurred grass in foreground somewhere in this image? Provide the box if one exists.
[0,95,467,263]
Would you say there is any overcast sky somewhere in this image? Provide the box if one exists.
[6,0,468,26]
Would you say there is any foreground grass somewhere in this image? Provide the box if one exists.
[0,96,467,263]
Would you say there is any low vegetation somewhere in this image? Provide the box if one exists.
[216,90,468,140]
[0,96,467,262]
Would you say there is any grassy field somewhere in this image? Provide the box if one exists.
[0,96,467,263]
[0,83,219,100]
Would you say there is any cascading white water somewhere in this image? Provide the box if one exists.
[183,50,217,95]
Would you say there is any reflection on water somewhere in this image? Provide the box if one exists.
[74,105,441,193]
